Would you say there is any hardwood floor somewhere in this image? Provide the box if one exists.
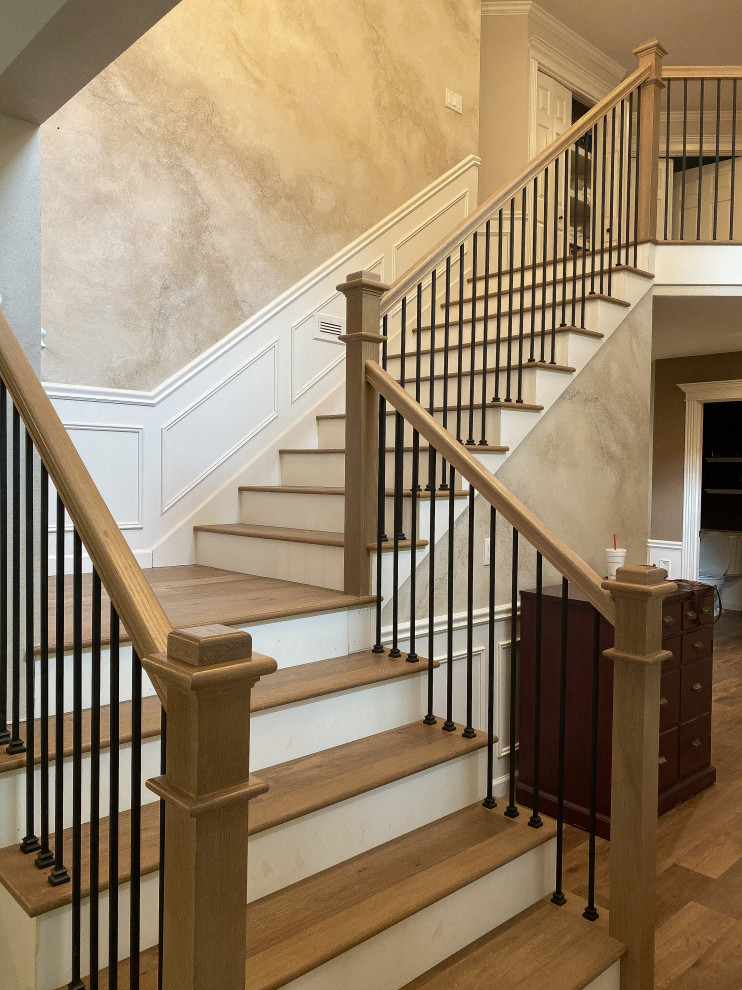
[562,610,742,989]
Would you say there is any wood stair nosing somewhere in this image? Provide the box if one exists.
[459,264,654,305]
[401,896,625,990]
[238,484,471,499]
[388,324,604,363]
[415,360,577,384]
[193,521,429,552]
[465,251,654,284]
[2,719,486,918]
[279,445,509,455]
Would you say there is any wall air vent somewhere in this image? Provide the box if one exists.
[313,312,345,344]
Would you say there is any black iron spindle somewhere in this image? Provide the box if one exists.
[456,244,465,439]
[158,708,167,990]
[443,465,456,733]
[590,121,600,294]
[8,405,24,755]
[633,86,641,268]
[528,552,544,829]
[517,187,527,401]
[617,100,626,267]
[579,135,589,328]
[607,106,616,297]
[561,152,569,327]
[49,495,69,886]
[697,78,705,241]
[0,382,7,747]
[540,167,549,362]
[731,80,738,241]
[108,607,120,990]
[505,198,515,403]
[551,577,569,907]
[424,439,437,726]
[550,159,560,364]
[21,430,40,854]
[599,116,607,293]
[389,301,406,659]
[681,79,688,240]
[467,234,477,444]
[482,504,497,809]
[463,488,476,738]
[69,530,84,990]
[664,80,672,239]
[493,211,504,402]
[480,223,491,445]
[407,288,423,664]
[89,572,102,988]
[713,78,721,241]
[571,146,578,328]
[440,259,452,490]
[505,527,519,819]
[531,177,539,361]
[373,317,388,655]
[583,607,601,922]
[427,272,437,487]
[130,650,142,990]
[36,464,54,868]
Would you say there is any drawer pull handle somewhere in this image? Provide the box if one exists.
[702,607,711,616]
[660,696,668,707]
[691,682,703,694]
[663,615,675,626]
[693,641,705,651]
[691,739,702,751]
[686,610,698,621]
[658,756,668,767]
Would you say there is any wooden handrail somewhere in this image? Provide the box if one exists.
[0,313,173,669]
[663,66,742,79]
[366,360,615,623]
[381,63,651,315]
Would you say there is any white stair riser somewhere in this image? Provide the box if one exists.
[586,963,621,990]
[317,407,506,448]
[195,530,345,590]
[277,837,556,990]
[386,333,574,377]
[0,738,161,846]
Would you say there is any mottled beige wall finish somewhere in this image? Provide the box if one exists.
[41,0,480,390]
[651,351,742,543]
[387,296,653,623]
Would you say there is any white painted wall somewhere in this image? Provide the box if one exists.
[44,156,480,568]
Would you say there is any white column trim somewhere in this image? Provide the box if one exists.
[679,379,742,580]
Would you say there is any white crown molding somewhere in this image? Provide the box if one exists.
[529,36,617,106]
[679,379,742,402]
[482,1,625,86]
[648,539,683,550]
[42,155,481,409]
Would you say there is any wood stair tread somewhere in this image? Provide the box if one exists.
[416,360,576,383]
[402,896,625,990]
[193,522,429,551]
[77,803,552,990]
[391,325,604,361]
[3,720,485,917]
[280,445,508,454]
[239,484,470,498]
[459,265,653,304]
[411,292,630,333]
[466,250,654,283]
[45,565,375,654]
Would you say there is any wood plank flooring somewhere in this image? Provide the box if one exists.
[562,610,742,989]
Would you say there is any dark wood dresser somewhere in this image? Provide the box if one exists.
[516,582,716,839]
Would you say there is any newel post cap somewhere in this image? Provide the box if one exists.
[336,270,391,297]
[602,564,677,600]
[168,624,253,667]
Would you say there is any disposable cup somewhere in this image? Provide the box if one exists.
[605,548,627,580]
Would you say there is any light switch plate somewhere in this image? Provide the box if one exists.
[445,88,463,114]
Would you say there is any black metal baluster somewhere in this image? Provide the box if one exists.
[68,530,84,990]
[529,552,544,829]
[480,222,491,445]
[551,160,560,364]
[697,78,705,241]
[607,107,616,297]
[427,272,437,487]
[424,439,437,727]
[517,188,527,400]
[157,708,167,990]
[599,117,608,293]
[8,406,24,755]
[681,79,688,241]
[440,259,452,490]
[21,431,40,854]
[531,176,540,360]
[713,78,721,241]
[49,495,69,886]
[0,383,7,747]
[561,153,569,327]
[505,199,515,403]
[36,464,54,868]
[505,527,519,819]
[89,571,102,988]
[108,607,120,990]
[443,465,456,733]
[493,211,504,401]
[407,285,423,664]
[571,146,578,328]
[483,505,497,809]
[463,488,476,739]
[617,101,626,267]
[590,121,600,294]
[731,80,738,241]
[130,650,142,990]
[664,80,672,239]
[580,135,589,328]
[373,316,388,655]
[456,243,465,440]
[541,168,549,362]
[626,96,635,256]
[633,87,642,268]
[467,234,477,444]
[583,607,601,922]
[551,577,569,907]
[390,301,406,659]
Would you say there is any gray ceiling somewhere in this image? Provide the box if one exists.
[534,0,742,71]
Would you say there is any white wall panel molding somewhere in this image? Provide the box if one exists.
[44,157,480,562]
[63,423,144,529]
[392,189,470,281]
[647,539,683,578]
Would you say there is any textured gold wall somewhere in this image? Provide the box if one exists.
[41,0,480,389]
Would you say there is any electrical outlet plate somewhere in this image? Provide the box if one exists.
[445,88,463,114]
[484,538,491,566]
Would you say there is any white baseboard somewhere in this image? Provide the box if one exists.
[647,539,683,579]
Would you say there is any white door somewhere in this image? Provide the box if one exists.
[535,72,571,261]
[673,158,742,240]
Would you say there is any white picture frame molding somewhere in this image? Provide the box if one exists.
[679,379,742,580]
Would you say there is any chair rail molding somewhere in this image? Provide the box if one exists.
[679,379,742,580]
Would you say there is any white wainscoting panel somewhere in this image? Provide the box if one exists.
[64,424,143,530]
[647,539,683,579]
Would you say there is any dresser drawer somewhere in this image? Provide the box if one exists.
[658,727,679,791]
[682,627,713,664]
[679,714,712,779]
[660,668,681,732]
[683,594,715,630]
[662,601,682,639]
[680,659,713,722]
[662,636,682,671]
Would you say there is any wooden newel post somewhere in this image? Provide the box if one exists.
[337,270,390,597]
[633,38,668,243]
[603,565,676,990]
[143,624,277,990]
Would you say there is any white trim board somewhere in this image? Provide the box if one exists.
[647,539,683,579]
[678,379,742,580]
